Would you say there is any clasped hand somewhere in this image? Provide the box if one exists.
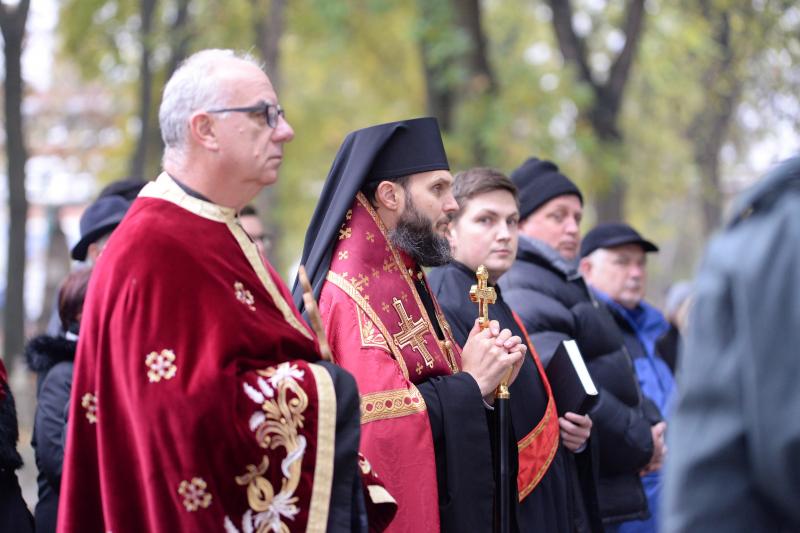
[460,319,526,403]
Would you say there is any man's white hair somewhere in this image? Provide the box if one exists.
[159,49,262,155]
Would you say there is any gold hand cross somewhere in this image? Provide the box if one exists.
[469,265,496,330]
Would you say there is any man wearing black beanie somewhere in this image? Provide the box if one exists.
[499,157,660,530]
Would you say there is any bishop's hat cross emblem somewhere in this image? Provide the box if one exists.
[392,297,435,368]
[469,265,496,330]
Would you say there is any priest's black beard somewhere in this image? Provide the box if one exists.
[389,197,452,267]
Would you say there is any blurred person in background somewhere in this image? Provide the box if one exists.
[27,268,93,533]
[238,204,273,258]
[0,360,34,532]
[663,156,800,532]
[580,223,674,533]
[656,281,692,374]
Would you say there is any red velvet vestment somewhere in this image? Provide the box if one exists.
[319,194,471,532]
[59,175,350,533]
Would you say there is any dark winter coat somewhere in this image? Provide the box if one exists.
[499,236,657,524]
[26,335,76,533]
[663,156,800,532]
[1,364,35,533]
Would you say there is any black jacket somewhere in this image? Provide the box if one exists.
[26,334,76,533]
[499,236,655,524]
[1,368,34,533]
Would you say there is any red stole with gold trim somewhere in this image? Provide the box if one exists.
[326,193,461,380]
[511,311,561,500]
[319,193,462,532]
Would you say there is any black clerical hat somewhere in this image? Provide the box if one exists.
[365,118,449,183]
[510,157,583,220]
[580,222,658,258]
[71,195,131,261]
[292,117,449,312]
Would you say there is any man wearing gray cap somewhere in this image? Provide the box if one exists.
[499,158,658,530]
[580,222,675,533]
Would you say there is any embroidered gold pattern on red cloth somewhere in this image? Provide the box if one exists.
[81,392,98,424]
[178,477,212,512]
[360,387,426,424]
[145,349,177,383]
[234,281,256,311]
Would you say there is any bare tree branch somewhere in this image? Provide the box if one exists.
[606,0,646,114]
[547,0,596,89]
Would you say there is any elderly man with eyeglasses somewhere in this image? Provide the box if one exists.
[58,49,396,533]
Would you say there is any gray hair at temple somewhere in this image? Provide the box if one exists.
[159,49,262,157]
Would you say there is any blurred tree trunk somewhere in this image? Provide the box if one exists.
[252,0,288,266]
[253,0,286,92]
[129,0,158,180]
[547,0,645,222]
[0,0,31,367]
[688,3,742,237]
[143,0,194,178]
[417,0,457,132]
[417,0,496,162]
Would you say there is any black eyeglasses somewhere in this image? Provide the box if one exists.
[206,101,285,128]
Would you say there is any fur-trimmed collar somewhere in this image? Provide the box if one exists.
[25,334,77,374]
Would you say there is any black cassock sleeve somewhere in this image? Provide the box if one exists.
[317,361,367,533]
[418,372,511,533]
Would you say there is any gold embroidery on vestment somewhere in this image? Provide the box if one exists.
[339,227,352,240]
[325,271,410,380]
[392,298,434,368]
[178,477,212,512]
[350,273,369,292]
[360,387,426,424]
[236,362,309,531]
[338,250,349,261]
[81,392,98,424]
[146,349,177,382]
[365,231,375,243]
[234,281,256,311]
[357,304,390,352]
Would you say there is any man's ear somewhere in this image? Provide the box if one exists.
[578,256,591,278]
[189,111,219,151]
[374,181,403,212]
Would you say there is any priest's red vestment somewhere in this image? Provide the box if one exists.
[58,175,381,532]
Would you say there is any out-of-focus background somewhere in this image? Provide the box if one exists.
[0,0,798,509]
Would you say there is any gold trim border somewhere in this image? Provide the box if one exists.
[517,402,560,500]
[326,270,410,381]
[306,364,337,532]
[360,387,426,424]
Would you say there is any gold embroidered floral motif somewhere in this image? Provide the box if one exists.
[146,349,177,383]
[81,392,98,424]
[178,477,212,512]
[345,209,353,221]
[381,302,391,313]
[234,281,256,311]
[357,305,389,351]
[338,250,349,261]
[338,227,352,240]
[415,361,423,375]
[235,362,309,532]
[371,268,381,279]
[365,231,375,243]
[361,387,426,424]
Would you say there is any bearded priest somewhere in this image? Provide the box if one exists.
[294,118,526,532]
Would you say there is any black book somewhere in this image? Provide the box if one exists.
[545,340,598,416]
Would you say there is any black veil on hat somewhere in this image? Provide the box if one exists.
[292,117,450,313]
